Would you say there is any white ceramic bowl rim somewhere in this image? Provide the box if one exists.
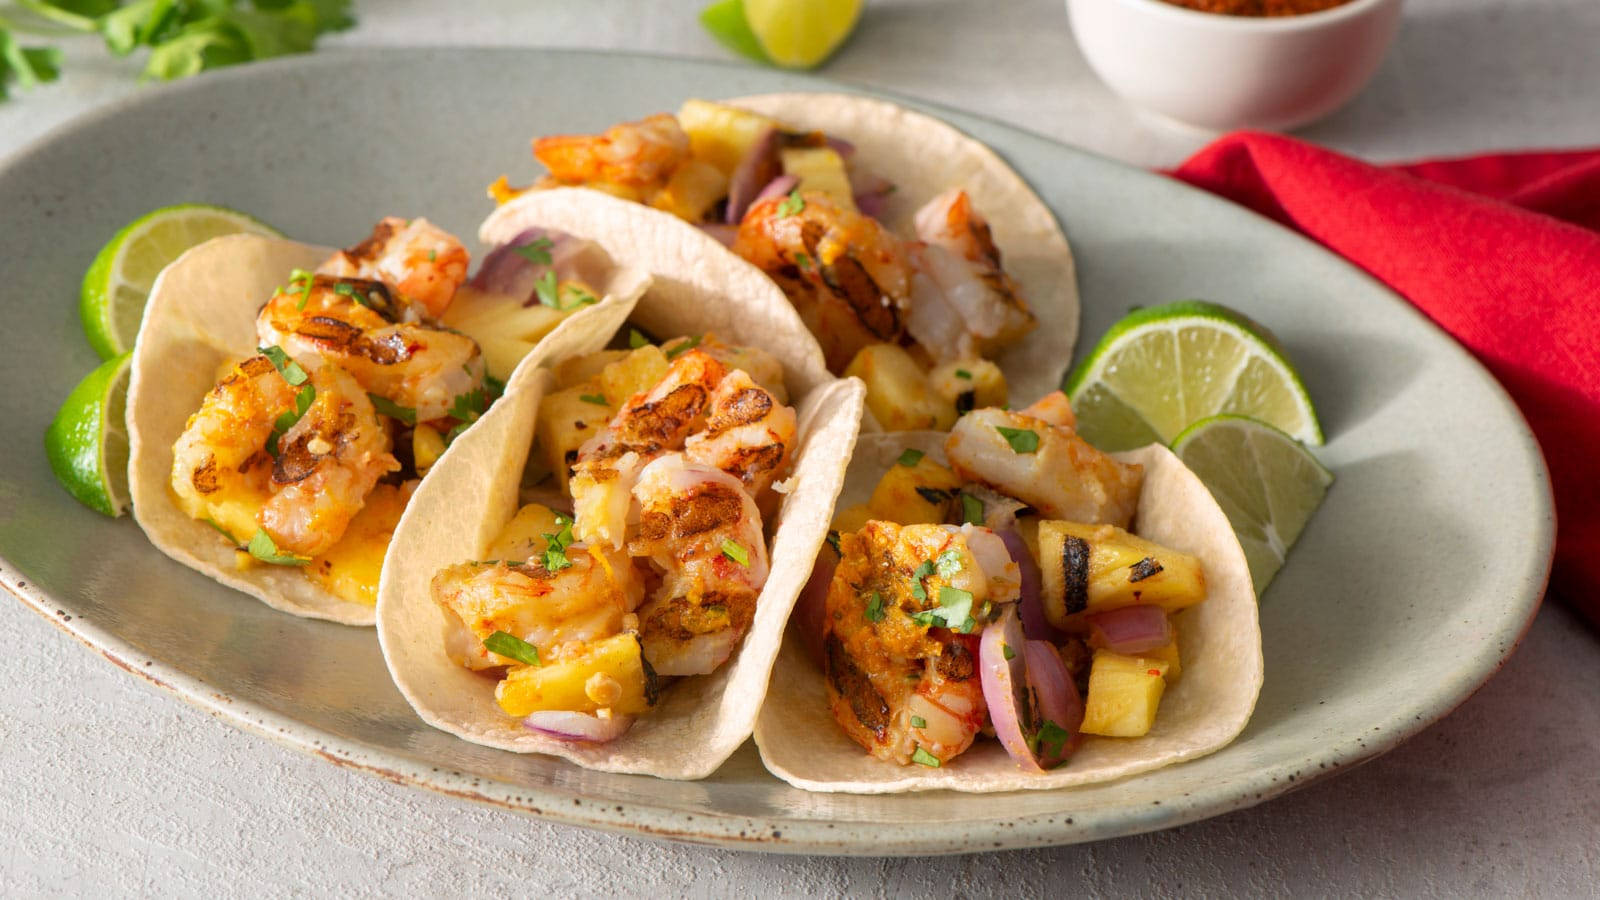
[1114,0,1392,31]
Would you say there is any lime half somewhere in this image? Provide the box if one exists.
[1066,300,1322,452]
[1173,414,1334,596]
[45,353,133,517]
[741,0,863,68]
[81,203,281,360]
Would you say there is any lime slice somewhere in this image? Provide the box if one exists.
[1065,300,1322,452]
[742,0,863,69]
[1173,414,1334,596]
[45,352,134,517]
[81,203,281,360]
[700,0,771,63]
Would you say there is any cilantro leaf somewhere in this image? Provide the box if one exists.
[664,334,702,361]
[909,585,975,632]
[628,328,651,349]
[897,448,924,467]
[934,549,964,579]
[578,393,609,407]
[995,425,1039,454]
[512,236,554,266]
[911,746,941,768]
[864,591,885,623]
[367,393,416,426]
[483,630,541,667]
[720,538,749,567]
[541,515,576,573]
[959,492,984,526]
[258,344,308,386]
[776,189,805,218]
[533,269,559,308]
[247,529,310,566]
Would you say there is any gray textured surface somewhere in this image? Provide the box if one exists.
[2,0,1598,894]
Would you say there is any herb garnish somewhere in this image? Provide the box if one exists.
[533,270,560,308]
[721,538,749,567]
[561,284,599,309]
[897,448,925,467]
[512,237,555,266]
[793,251,810,270]
[1031,719,1072,759]
[996,426,1040,454]
[1002,643,1015,661]
[367,393,417,426]
[955,369,972,380]
[959,492,984,526]
[910,715,927,729]
[934,549,965,578]
[911,747,941,768]
[910,585,975,633]
[258,345,308,386]
[664,334,702,361]
[910,559,936,603]
[776,189,805,218]
[247,529,310,566]
[287,268,315,310]
[267,384,316,457]
[541,515,576,573]
[864,591,885,622]
[484,631,542,667]
[444,386,489,442]
[579,393,609,406]
[628,329,651,349]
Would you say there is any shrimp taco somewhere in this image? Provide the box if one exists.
[491,91,1077,425]
[755,394,1262,792]
[375,196,864,778]
[127,219,650,625]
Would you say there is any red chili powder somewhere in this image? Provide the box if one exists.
[1159,0,1354,15]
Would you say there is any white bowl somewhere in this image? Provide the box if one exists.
[1066,0,1404,132]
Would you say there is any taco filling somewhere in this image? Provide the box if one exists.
[427,333,799,743]
[804,392,1209,773]
[494,97,1052,427]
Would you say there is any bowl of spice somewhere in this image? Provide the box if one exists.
[1066,0,1404,132]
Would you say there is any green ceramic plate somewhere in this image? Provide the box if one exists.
[0,48,1551,854]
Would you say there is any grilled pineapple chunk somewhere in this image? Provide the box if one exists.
[779,146,857,211]
[868,455,963,524]
[305,482,412,607]
[554,349,630,389]
[412,424,447,476]
[677,98,780,174]
[484,503,566,563]
[1037,520,1206,630]
[1146,633,1181,683]
[1081,650,1170,737]
[495,633,658,717]
[831,503,875,535]
[599,345,670,406]
[651,158,729,222]
[441,285,567,381]
[535,380,616,492]
[929,359,1008,415]
[845,343,957,432]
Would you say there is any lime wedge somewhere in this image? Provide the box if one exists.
[45,352,134,517]
[81,203,281,360]
[1173,414,1334,596]
[1065,300,1322,452]
[741,0,863,69]
[700,0,771,63]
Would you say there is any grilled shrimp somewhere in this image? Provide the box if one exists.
[692,336,789,405]
[170,355,297,540]
[629,454,769,677]
[257,364,399,558]
[257,274,485,423]
[684,368,796,502]
[944,394,1143,528]
[904,189,1036,362]
[823,521,1020,765]
[432,546,643,670]
[534,113,690,189]
[570,349,728,549]
[734,191,912,372]
[318,217,470,318]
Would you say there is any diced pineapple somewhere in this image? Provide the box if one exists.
[929,359,1008,415]
[699,337,789,404]
[535,380,616,491]
[484,503,565,564]
[185,493,260,553]
[844,344,957,432]
[413,424,447,476]
[599,345,670,406]
[676,99,781,174]
[868,456,963,524]
[1146,631,1181,684]
[495,633,658,717]
[305,482,413,607]
[442,285,568,381]
[831,503,875,535]
[650,158,729,222]
[1080,650,1170,737]
[553,349,631,389]
[1037,520,1206,630]
[779,146,857,211]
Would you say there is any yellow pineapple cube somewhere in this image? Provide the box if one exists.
[484,503,566,564]
[1146,634,1181,684]
[305,482,412,607]
[929,359,1008,414]
[553,349,630,389]
[1037,520,1206,630]
[535,380,616,491]
[650,158,729,222]
[868,454,963,524]
[831,503,875,535]
[1080,650,1170,737]
[599,345,670,406]
[412,424,447,476]
[676,99,780,174]
[779,146,857,211]
[844,344,957,432]
[495,633,658,717]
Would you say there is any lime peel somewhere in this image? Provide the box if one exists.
[45,352,133,518]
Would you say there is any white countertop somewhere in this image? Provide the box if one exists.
[4,0,1598,894]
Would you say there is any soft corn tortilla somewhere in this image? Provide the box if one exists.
[727,92,1078,407]
[125,233,652,626]
[754,432,1262,793]
[376,227,867,778]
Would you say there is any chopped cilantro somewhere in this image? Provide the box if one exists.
[909,559,936,603]
[934,549,964,578]
[533,269,560,308]
[996,426,1040,454]
[541,515,576,573]
[911,747,941,768]
[910,715,927,729]
[793,251,810,270]
[628,328,651,349]
[910,585,975,632]
[776,189,805,218]
[448,387,488,424]
[267,384,316,457]
[864,591,885,622]
[428,249,436,262]
[367,393,417,426]
[484,375,505,400]
[561,284,599,309]
[259,345,308,386]
[721,538,749,567]
[512,237,555,266]
[246,529,310,566]
[664,334,702,361]
[1032,719,1073,759]
[959,492,984,526]
[202,518,238,544]
[484,631,542,666]
[1002,643,1015,661]
[897,448,925,467]
[286,269,314,310]
[955,368,972,380]
[579,393,609,406]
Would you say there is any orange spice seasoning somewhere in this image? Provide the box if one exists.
[1159,0,1354,15]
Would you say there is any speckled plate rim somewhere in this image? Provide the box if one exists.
[0,47,1552,856]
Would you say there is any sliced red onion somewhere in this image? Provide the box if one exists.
[470,227,608,307]
[724,127,781,224]
[979,606,1036,770]
[524,710,635,743]
[997,527,1060,644]
[698,223,740,248]
[750,174,800,210]
[824,134,856,158]
[796,542,839,669]
[1023,639,1084,769]
[850,170,895,220]
[1085,605,1172,655]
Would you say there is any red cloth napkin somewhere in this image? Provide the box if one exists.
[1170,134,1600,629]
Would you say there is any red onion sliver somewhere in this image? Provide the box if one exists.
[1085,605,1172,655]
[725,127,781,224]
[824,134,856,157]
[978,606,1040,772]
[524,710,635,743]
[1023,639,1084,769]
[796,543,839,669]
[751,173,800,209]
[998,527,1060,644]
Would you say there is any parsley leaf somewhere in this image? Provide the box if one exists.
[1031,719,1073,759]
[897,448,925,467]
[776,189,805,218]
[995,425,1040,454]
[247,529,310,566]
[367,393,416,426]
[483,631,541,667]
[512,236,554,266]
